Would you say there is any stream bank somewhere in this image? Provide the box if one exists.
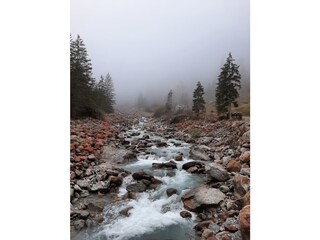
[70,114,250,240]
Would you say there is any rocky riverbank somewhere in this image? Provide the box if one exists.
[70,114,250,240]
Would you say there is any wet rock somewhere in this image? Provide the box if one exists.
[123,151,137,161]
[126,182,147,192]
[72,210,90,219]
[156,141,167,147]
[90,181,108,192]
[239,205,250,240]
[226,160,241,173]
[187,166,199,173]
[175,154,183,161]
[95,215,104,223]
[152,160,177,169]
[166,171,176,177]
[180,210,192,218]
[182,161,205,171]
[132,171,153,181]
[207,163,230,182]
[182,186,226,212]
[108,176,123,187]
[87,202,104,212]
[233,174,250,198]
[119,206,133,217]
[85,168,93,176]
[194,220,214,231]
[73,219,86,231]
[141,179,151,186]
[219,185,230,193]
[166,188,178,197]
[239,151,250,163]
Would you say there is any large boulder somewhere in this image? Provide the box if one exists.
[180,210,192,218]
[233,173,250,198]
[207,163,230,182]
[181,186,226,212]
[240,205,250,240]
[126,182,147,192]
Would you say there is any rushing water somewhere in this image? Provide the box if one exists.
[72,118,203,240]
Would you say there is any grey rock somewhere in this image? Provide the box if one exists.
[166,188,178,197]
[208,163,230,182]
[73,219,86,231]
[182,186,226,212]
[126,182,147,192]
[240,168,250,176]
[74,184,82,192]
[76,180,90,189]
[222,156,231,165]
[90,181,108,192]
[190,149,210,161]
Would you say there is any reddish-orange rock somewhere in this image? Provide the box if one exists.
[226,159,241,172]
[240,205,250,240]
[240,151,250,163]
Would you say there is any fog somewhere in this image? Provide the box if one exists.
[71,0,249,107]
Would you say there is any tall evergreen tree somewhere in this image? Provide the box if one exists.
[165,90,173,113]
[70,34,94,118]
[192,81,206,116]
[104,73,115,113]
[215,53,241,119]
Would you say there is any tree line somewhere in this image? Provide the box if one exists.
[70,34,115,119]
[162,52,242,119]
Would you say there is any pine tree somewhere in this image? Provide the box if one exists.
[104,73,115,113]
[70,34,94,118]
[192,81,206,116]
[215,53,241,119]
[165,90,173,113]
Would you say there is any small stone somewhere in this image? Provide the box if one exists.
[175,155,183,161]
[239,151,250,163]
[166,188,178,197]
[224,225,238,233]
[74,184,82,192]
[126,182,147,192]
[194,220,213,231]
[202,229,214,239]
[119,206,133,217]
[180,211,192,218]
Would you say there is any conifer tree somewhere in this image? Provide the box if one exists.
[104,73,115,113]
[165,90,173,113]
[215,53,241,119]
[70,34,94,118]
[192,81,206,116]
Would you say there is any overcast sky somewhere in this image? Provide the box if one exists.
[71,0,250,105]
